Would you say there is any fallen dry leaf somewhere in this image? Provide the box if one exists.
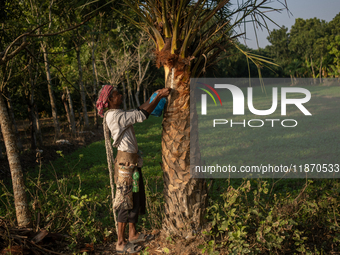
[31,229,49,244]
[1,245,23,255]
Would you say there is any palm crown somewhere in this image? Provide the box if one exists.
[116,0,287,77]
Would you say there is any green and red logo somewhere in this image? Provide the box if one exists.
[197,82,222,115]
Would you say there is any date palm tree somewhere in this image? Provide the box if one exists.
[114,0,287,236]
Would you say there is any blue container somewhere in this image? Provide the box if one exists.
[150,92,167,117]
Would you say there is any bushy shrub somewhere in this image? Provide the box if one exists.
[201,179,340,254]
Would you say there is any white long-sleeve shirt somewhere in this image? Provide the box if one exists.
[105,109,147,153]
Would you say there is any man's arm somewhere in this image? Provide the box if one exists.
[139,88,171,114]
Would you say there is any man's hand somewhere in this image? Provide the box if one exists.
[139,88,172,114]
[156,88,171,98]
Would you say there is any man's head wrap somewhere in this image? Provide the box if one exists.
[96,85,116,117]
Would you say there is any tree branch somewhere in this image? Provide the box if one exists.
[0,41,30,65]
[0,16,93,66]
[23,47,80,94]
[27,16,93,38]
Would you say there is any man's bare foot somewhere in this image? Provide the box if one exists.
[129,232,140,242]
[128,223,138,242]
[116,241,142,253]
[129,233,155,243]
[116,240,127,251]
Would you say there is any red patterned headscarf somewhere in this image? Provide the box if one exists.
[96,85,115,117]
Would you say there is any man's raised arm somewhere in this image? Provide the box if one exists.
[139,88,171,114]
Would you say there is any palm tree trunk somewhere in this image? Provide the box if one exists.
[41,42,61,141]
[76,47,89,129]
[0,93,31,227]
[161,66,207,237]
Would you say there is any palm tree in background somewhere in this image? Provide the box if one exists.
[113,0,287,236]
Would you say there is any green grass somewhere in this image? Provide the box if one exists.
[22,115,163,193]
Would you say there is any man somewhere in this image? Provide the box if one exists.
[96,85,171,253]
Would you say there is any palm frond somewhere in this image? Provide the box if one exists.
[111,0,289,77]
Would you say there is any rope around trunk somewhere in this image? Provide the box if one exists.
[103,109,118,234]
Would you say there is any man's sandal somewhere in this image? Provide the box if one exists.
[116,242,143,254]
[129,233,155,244]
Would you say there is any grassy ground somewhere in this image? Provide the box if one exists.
[35,114,165,193]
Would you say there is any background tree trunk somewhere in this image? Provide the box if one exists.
[135,84,141,106]
[121,79,127,110]
[66,87,76,136]
[311,56,317,84]
[91,39,99,127]
[27,89,42,149]
[41,42,61,141]
[126,73,135,109]
[0,93,31,227]
[134,55,150,107]
[161,66,207,237]
[34,104,43,147]
[28,59,43,148]
[130,91,135,109]
[76,47,90,129]
[143,86,146,103]
[128,88,132,109]
[77,106,84,131]
[7,96,23,151]
[0,126,3,160]
[62,92,72,134]
[143,75,154,103]
[27,103,37,150]
[319,55,323,84]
